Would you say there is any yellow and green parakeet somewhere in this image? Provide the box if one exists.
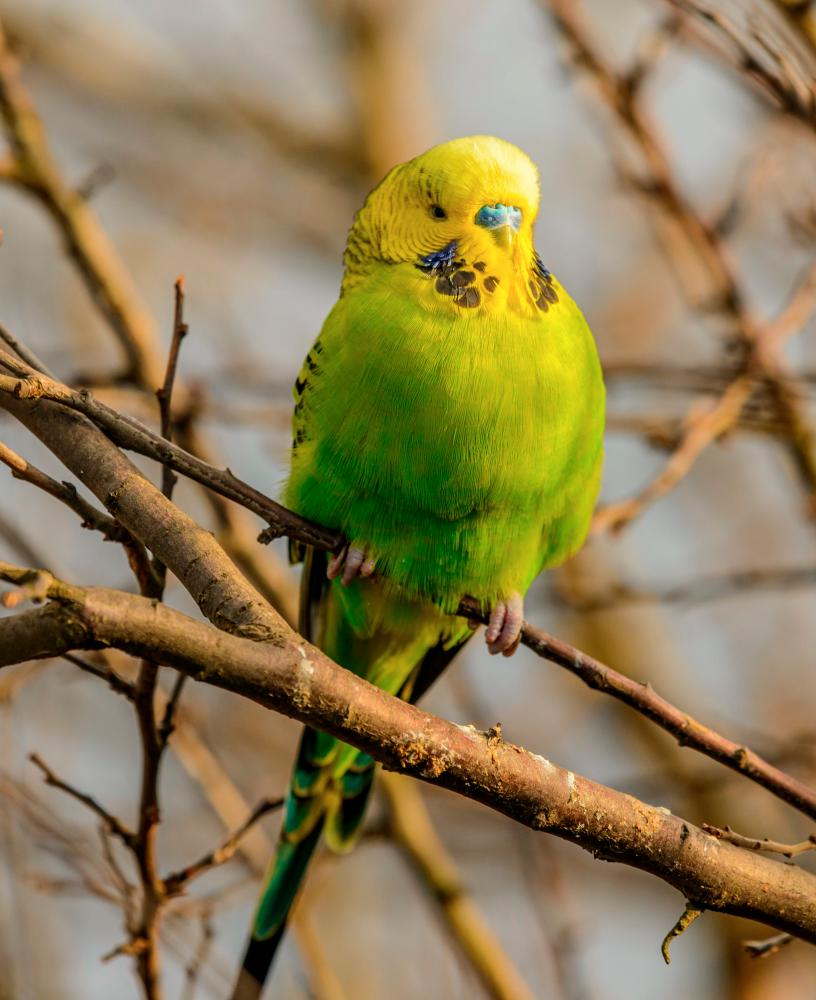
[232,135,604,996]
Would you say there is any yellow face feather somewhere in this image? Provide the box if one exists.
[341,136,551,318]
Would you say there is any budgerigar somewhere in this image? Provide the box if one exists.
[232,135,605,997]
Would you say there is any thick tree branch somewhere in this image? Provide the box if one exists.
[0,363,287,639]
[2,576,816,948]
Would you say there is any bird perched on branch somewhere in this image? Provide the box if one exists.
[232,135,604,996]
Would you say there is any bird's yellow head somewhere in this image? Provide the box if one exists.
[342,136,559,317]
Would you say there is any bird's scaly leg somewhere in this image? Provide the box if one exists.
[327,545,376,586]
[484,592,524,657]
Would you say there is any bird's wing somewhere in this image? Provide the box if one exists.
[288,334,324,565]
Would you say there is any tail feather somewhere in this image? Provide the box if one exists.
[231,819,323,1000]
[232,545,472,996]
[291,728,338,797]
[324,754,377,852]
[231,927,285,1000]
[280,776,325,844]
[253,814,325,940]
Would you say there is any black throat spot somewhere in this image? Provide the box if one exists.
[416,242,490,309]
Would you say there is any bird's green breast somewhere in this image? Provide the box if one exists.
[287,262,604,610]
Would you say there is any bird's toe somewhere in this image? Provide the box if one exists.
[486,593,524,655]
[327,545,374,585]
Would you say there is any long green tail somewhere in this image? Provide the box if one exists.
[232,728,375,997]
[231,549,470,998]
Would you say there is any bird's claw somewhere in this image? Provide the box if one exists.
[327,545,376,586]
[484,593,524,657]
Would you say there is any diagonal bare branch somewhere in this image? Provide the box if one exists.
[29,752,136,849]
[2,575,816,948]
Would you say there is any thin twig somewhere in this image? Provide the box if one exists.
[0,421,158,591]
[181,909,215,1000]
[703,824,816,858]
[1,568,50,607]
[129,659,163,995]
[98,822,138,914]
[458,595,816,821]
[62,652,135,700]
[744,931,795,959]
[163,797,284,896]
[156,276,189,504]
[157,669,187,748]
[0,439,130,542]
[554,563,816,612]
[102,937,149,964]
[0,321,55,376]
[544,0,816,528]
[0,346,339,553]
[29,752,136,849]
[670,0,816,129]
[661,902,704,964]
[151,277,191,741]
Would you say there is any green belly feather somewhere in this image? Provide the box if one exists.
[287,266,604,610]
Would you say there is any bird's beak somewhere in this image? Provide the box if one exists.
[490,225,516,251]
[475,203,522,252]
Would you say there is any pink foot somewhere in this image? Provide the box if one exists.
[484,593,524,657]
[327,545,376,586]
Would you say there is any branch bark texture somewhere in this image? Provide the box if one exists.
[2,572,816,948]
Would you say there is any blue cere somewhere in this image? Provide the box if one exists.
[475,203,522,231]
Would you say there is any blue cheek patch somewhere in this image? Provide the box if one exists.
[416,241,458,273]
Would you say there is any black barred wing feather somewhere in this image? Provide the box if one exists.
[291,336,323,454]
[288,336,323,565]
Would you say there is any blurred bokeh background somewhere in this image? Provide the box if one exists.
[2,0,816,997]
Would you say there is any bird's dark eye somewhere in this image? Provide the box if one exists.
[430,204,447,220]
